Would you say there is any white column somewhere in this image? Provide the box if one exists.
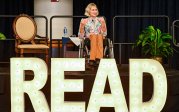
[34,0,73,39]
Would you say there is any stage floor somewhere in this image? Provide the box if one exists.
[0,65,179,112]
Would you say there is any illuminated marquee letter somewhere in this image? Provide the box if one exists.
[10,58,50,112]
[51,58,85,112]
[87,59,128,112]
[130,59,167,112]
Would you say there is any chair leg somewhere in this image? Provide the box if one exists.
[85,46,90,63]
[20,49,24,57]
[45,50,49,64]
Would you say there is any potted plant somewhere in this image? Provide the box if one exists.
[133,25,173,63]
[0,32,6,40]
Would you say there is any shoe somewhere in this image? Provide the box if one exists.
[89,60,94,66]
[95,59,100,65]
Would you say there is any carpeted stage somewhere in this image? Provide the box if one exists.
[0,65,179,112]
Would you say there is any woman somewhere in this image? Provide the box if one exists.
[78,3,107,66]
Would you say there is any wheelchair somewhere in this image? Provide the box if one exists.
[78,37,114,64]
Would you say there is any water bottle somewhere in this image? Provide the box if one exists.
[63,27,67,37]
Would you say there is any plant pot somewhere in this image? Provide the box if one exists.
[152,56,163,64]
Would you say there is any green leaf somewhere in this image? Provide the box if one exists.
[0,33,6,40]
[133,25,173,58]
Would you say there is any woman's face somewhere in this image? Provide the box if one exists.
[89,6,98,17]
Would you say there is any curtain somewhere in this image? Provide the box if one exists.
[0,0,34,38]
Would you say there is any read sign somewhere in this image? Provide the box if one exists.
[10,58,167,112]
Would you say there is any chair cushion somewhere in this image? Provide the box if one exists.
[18,44,49,49]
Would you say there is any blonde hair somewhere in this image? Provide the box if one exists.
[84,3,99,17]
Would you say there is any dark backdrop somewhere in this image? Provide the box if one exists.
[0,0,34,38]
[73,0,179,38]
